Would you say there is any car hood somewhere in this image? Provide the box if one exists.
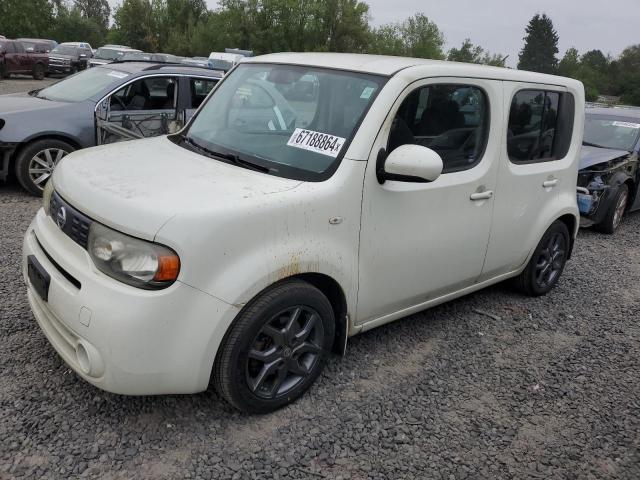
[52,136,304,240]
[580,145,630,170]
[0,93,70,114]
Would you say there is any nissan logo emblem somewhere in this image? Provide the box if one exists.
[56,206,67,228]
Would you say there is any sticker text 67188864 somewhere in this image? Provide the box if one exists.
[286,128,346,158]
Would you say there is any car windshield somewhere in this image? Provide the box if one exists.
[183,63,385,180]
[52,46,76,56]
[95,48,126,60]
[584,114,640,152]
[35,67,128,102]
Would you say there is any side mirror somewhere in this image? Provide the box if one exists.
[376,144,443,184]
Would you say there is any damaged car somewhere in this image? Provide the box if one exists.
[0,62,221,195]
[577,107,640,233]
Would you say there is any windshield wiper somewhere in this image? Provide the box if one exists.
[180,136,271,174]
[582,141,609,149]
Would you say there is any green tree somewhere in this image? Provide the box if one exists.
[447,38,506,66]
[74,0,111,31]
[517,13,559,74]
[110,0,158,51]
[369,13,444,59]
[558,47,580,77]
[616,45,640,105]
[0,0,54,39]
[51,7,106,46]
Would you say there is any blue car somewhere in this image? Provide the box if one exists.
[0,62,222,194]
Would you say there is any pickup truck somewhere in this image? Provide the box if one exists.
[0,39,49,79]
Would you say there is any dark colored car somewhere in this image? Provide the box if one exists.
[16,38,57,53]
[17,40,50,54]
[0,62,222,194]
[0,39,49,79]
[121,52,184,63]
[577,107,640,233]
[89,45,140,67]
[48,43,93,75]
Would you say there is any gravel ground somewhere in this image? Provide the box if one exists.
[0,76,58,95]
[1,180,639,480]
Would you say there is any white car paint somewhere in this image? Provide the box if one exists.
[23,53,585,396]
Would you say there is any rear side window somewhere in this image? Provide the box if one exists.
[4,42,16,53]
[508,89,575,163]
[190,78,217,108]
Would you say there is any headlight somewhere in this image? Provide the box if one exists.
[42,179,54,213]
[87,222,180,289]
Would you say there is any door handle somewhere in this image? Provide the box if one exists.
[470,190,494,201]
[543,179,559,188]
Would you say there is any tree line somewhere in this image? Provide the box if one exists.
[0,1,638,105]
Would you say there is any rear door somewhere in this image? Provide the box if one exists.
[183,76,219,123]
[3,42,20,73]
[480,82,576,279]
[14,42,29,72]
[96,75,179,144]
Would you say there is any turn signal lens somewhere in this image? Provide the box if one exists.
[154,255,181,282]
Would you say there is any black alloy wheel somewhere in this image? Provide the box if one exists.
[214,280,334,413]
[515,220,570,296]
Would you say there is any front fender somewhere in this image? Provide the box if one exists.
[154,159,366,320]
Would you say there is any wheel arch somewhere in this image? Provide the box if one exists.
[11,134,82,168]
[556,213,577,258]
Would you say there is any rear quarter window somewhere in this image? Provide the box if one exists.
[507,89,575,163]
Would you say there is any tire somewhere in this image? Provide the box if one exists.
[595,183,629,234]
[15,139,74,196]
[32,63,45,80]
[214,280,335,413]
[515,220,570,297]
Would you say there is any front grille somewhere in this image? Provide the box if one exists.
[49,191,92,249]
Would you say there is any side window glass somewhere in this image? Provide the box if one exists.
[388,84,490,174]
[110,77,177,112]
[508,90,560,163]
[190,78,218,108]
[6,42,16,54]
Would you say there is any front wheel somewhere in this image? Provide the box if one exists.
[15,139,75,195]
[595,184,629,234]
[213,280,335,413]
[515,220,570,297]
[32,63,45,80]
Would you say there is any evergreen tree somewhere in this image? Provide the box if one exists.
[517,13,559,74]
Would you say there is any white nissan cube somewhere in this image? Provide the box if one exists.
[23,53,584,413]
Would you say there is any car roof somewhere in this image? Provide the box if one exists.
[586,106,640,119]
[98,62,223,78]
[246,52,579,86]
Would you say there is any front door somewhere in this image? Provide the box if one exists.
[356,78,503,324]
[96,76,180,145]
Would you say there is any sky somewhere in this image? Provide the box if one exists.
[109,0,638,66]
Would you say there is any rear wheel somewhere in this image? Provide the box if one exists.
[32,63,45,80]
[214,280,335,413]
[515,220,570,297]
[15,139,74,196]
[595,184,629,234]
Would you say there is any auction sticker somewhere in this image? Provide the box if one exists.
[613,121,640,129]
[287,128,346,158]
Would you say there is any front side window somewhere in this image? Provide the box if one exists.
[190,78,218,108]
[584,114,640,152]
[388,84,490,173]
[110,77,178,111]
[508,90,561,163]
[182,63,386,180]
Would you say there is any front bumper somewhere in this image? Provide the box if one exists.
[48,64,72,74]
[23,208,240,395]
[577,184,618,227]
